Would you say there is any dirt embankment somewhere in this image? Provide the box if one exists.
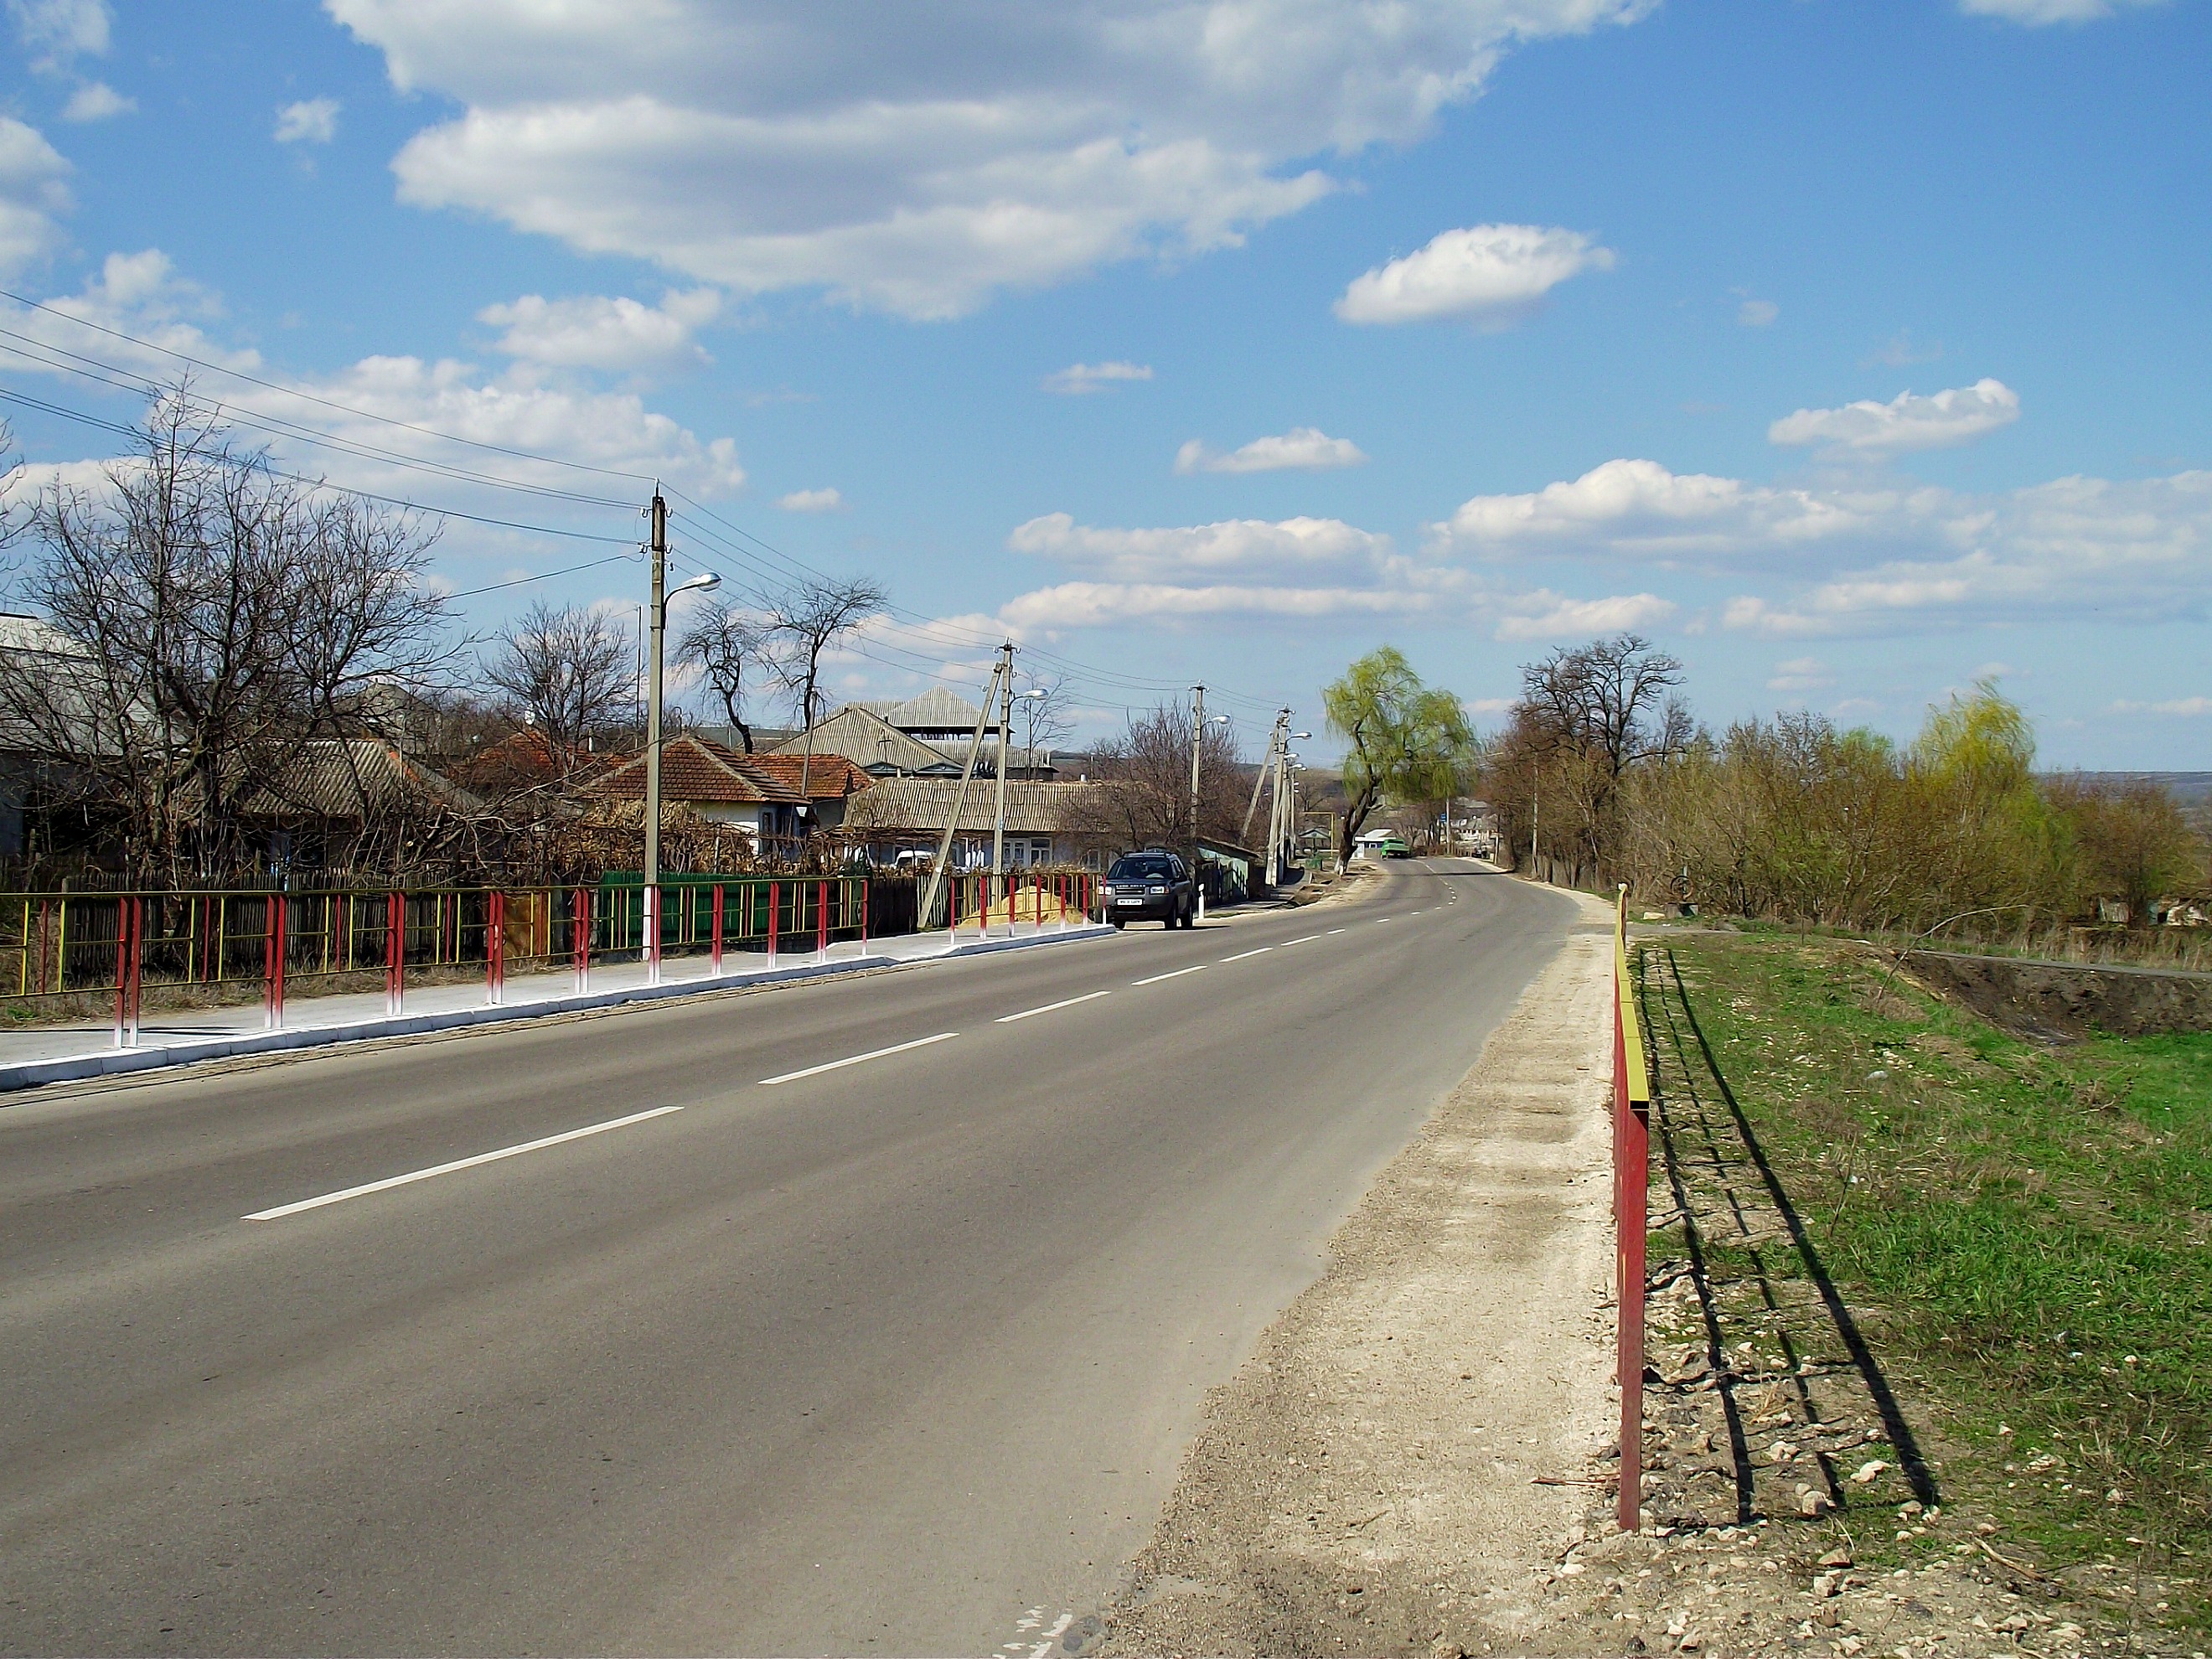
[1906,950,2212,1039]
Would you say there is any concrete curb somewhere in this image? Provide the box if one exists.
[0,923,1114,1095]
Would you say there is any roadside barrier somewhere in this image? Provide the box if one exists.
[1,877,876,1049]
[1613,886,1653,1531]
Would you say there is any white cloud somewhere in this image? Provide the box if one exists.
[2,249,749,540]
[776,487,843,513]
[1492,591,1675,641]
[8,0,107,70]
[1429,457,1872,563]
[1766,656,1833,693]
[328,0,1652,320]
[275,98,340,146]
[1434,446,2212,639]
[1960,0,2162,22]
[1737,297,1778,328]
[1044,360,1152,395]
[1333,224,1615,328]
[60,80,132,120]
[0,116,71,276]
[1175,426,1367,475]
[2107,696,2212,716]
[478,287,721,370]
[1010,511,1389,582]
[1768,378,2020,455]
[998,507,1664,641]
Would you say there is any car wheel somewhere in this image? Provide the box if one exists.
[1111,917,1125,929]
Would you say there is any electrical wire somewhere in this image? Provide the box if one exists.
[1,381,643,546]
[0,282,657,483]
[3,291,1297,716]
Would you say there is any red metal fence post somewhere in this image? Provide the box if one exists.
[488,890,505,1005]
[581,886,594,993]
[645,882,662,986]
[767,880,779,968]
[711,883,725,975]
[113,895,141,1049]
[817,879,828,959]
[858,876,869,951]
[271,893,287,1030]
[385,891,403,1016]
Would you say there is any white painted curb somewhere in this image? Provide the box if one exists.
[0,923,1113,1095]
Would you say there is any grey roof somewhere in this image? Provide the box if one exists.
[773,705,961,775]
[883,686,987,733]
[844,777,1098,836]
[234,738,483,819]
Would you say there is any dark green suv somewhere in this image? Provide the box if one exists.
[1103,851,1196,928]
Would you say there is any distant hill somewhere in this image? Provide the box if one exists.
[2049,772,2212,807]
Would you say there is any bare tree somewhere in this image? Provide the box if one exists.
[767,575,889,732]
[1058,701,1245,853]
[482,601,631,774]
[1018,671,1076,757]
[0,384,452,883]
[676,598,772,751]
[767,573,887,800]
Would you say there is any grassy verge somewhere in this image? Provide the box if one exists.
[1651,931,2211,1628]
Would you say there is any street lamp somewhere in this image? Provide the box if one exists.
[643,488,718,985]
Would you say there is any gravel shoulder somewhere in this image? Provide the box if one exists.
[1098,889,1624,1656]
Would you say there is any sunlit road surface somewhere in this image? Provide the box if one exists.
[0,860,1579,1656]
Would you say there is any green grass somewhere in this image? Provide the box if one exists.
[1652,933,2212,1619]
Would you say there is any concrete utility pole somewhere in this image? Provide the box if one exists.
[990,655,1014,877]
[919,649,1010,933]
[643,491,717,982]
[1190,686,1227,919]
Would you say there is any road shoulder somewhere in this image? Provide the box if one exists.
[1099,890,1620,1657]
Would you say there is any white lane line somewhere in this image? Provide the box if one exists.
[759,1031,959,1086]
[1221,946,1273,963]
[1132,964,1207,987]
[997,990,1110,1024]
[1279,934,1322,947]
[1326,928,1346,935]
[245,1105,683,1222]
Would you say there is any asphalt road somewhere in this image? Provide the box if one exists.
[0,860,1582,1656]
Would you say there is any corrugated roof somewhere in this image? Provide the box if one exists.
[885,686,986,731]
[844,777,1096,835]
[773,705,959,775]
[234,739,483,819]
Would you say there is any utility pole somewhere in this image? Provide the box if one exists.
[920,649,1010,933]
[1531,786,1540,881]
[990,650,1014,878]
[644,495,667,980]
[643,491,717,984]
[1190,684,1207,919]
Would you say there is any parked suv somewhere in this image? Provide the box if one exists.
[1102,850,1196,928]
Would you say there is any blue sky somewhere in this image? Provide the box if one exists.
[2,0,2206,764]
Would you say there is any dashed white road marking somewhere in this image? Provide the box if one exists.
[1220,946,1273,963]
[1131,964,1207,986]
[759,1031,959,1086]
[1279,934,1321,947]
[997,990,1110,1024]
[1326,928,1346,935]
[244,1105,684,1222]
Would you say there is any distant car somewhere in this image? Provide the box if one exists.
[1102,851,1196,928]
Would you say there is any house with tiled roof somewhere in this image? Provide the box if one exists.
[742,751,876,830]
[583,734,806,844]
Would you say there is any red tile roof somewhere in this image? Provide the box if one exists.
[744,750,875,801]
[586,735,804,806]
